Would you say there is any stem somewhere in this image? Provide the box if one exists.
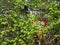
[39,41,41,45]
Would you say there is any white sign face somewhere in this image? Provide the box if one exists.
[26,0,28,2]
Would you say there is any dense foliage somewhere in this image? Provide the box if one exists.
[0,0,60,45]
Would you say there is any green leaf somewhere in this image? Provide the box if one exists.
[1,22,8,25]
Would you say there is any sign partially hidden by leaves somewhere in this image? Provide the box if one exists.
[0,0,60,45]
